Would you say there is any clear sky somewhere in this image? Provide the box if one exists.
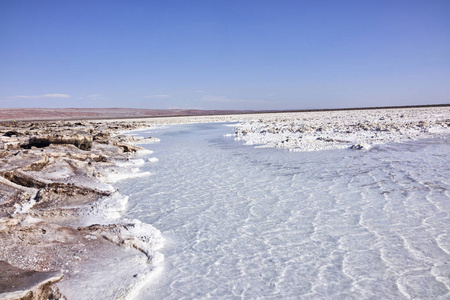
[1,0,449,110]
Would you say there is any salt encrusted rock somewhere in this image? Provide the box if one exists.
[33,184,112,209]
[2,170,49,189]
[350,144,367,150]
[2,131,21,137]
[79,220,164,264]
[115,142,145,153]
[0,261,64,300]
[93,131,110,143]
[0,119,160,299]
[0,179,34,217]
[26,135,93,151]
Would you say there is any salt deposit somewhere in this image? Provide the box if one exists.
[233,107,450,151]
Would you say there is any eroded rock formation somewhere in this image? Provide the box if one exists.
[0,119,152,299]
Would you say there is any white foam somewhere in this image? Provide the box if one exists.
[115,126,156,136]
[56,216,165,299]
[125,266,163,300]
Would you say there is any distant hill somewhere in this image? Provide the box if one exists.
[1,104,447,122]
[0,108,256,121]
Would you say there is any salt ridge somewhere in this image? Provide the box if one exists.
[58,130,164,300]
[233,107,450,152]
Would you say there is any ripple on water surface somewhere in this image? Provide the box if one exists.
[115,124,450,299]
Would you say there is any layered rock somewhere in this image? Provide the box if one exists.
[25,134,93,151]
[0,119,158,300]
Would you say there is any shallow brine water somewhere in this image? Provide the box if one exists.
[117,123,450,299]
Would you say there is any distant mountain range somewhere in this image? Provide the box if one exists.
[0,104,448,121]
[0,108,257,121]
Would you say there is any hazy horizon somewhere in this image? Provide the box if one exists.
[1,1,449,110]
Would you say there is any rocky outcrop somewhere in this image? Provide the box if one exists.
[0,119,155,299]
[2,131,21,137]
[25,135,93,151]
[115,142,145,153]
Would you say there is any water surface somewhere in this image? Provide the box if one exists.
[117,123,450,299]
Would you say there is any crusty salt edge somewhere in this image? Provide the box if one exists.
[103,169,152,184]
[0,176,38,214]
[124,266,163,300]
[93,219,164,262]
[63,216,165,299]
[0,272,63,300]
[72,144,164,299]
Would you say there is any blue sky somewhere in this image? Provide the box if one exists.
[1,0,449,110]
